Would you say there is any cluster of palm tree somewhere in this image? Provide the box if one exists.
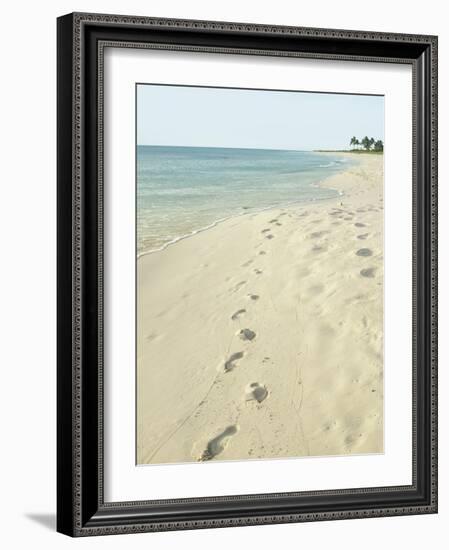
[350,136,384,152]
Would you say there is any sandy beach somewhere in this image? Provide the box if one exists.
[137,153,384,465]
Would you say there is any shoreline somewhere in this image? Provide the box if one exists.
[137,153,384,465]
[137,153,359,259]
[137,192,344,259]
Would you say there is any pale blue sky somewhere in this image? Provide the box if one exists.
[137,84,384,151]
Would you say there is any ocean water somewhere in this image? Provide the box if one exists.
[137,146,352,254]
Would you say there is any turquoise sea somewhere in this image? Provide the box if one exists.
[137,146,352,254]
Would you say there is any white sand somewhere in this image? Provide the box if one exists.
[137,153,384,464]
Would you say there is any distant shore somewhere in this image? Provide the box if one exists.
[137,152,384,465]
[314,149,384,154]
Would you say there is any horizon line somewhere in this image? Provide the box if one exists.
[136,144,352,152]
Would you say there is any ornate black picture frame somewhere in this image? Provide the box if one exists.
[57,12,438,537]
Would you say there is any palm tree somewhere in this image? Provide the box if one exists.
[349,136,383,152]
[361,136,371,151]
[374,139,384,152]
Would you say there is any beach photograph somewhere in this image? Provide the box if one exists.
[136,84,384,465]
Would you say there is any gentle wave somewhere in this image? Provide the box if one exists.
[137,147,354,256]
[137,189,344,258]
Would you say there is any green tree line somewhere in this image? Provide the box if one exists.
[350,136,383,152]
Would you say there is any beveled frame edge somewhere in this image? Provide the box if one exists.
[57,11,438,537]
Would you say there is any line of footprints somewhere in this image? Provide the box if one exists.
[224,219,283,402]
[199,208,377,461]
[329,206,378,278]
[198,218,284,462]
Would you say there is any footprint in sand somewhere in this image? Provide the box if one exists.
[248,294,260,301]
[231,309,246,321]
[354,222,367,228]
[344,433,357,448]
[261,228,271,234]
[356,248,373,257]
[310,230,329,239]
[360,267,376,278]
[224,352,245,372]
[265,234,274,240]
[308,284,324,295]
[241,259,254,267]
[357,233,369,240]
[275,222,282,226]
[198,425,238,461]
[254,268,263,275]
[238,328,256,341]
[259,251,267,255]
[245,382,268,403]
[268,219,278,224]
[230,280,246,293]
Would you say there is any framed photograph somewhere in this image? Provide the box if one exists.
[57,12,438,536]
